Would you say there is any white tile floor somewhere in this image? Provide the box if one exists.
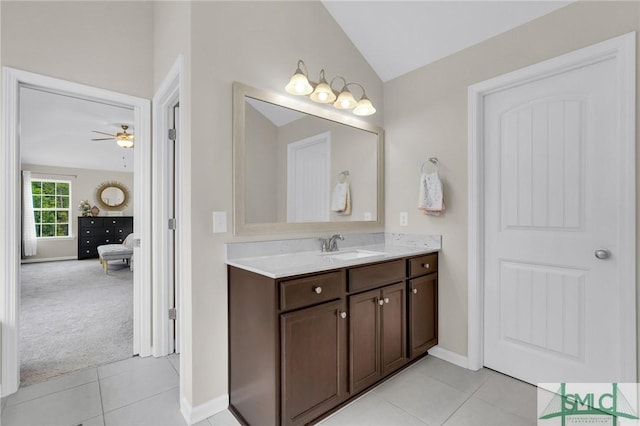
[0,354,536,426]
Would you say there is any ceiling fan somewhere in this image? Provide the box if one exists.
[92,124,134,149]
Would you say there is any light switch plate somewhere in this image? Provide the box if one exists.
[400,212,408,226]
[364,212,372,221]
[212,211,227,233]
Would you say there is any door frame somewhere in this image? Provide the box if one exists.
[152,56,184,357]
[1,67,153,395]
[467,32,636,379]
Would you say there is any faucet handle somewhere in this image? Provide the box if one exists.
[319,238,329,252]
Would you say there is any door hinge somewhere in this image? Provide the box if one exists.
[169,308,177,320]
[168,128,177,141]
[133,238,141,248]
[168,218,176,230]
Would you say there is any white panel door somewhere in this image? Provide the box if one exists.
[483,54,628,383]
[287,132,330,222]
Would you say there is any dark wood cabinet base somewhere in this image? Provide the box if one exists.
[228,252,438,426]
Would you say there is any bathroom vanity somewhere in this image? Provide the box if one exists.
[227,242,438,426]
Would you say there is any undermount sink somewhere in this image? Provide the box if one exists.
[322,249,386,261]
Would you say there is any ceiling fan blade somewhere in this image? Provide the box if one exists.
[91,138,114,141]
[92,130,116,136]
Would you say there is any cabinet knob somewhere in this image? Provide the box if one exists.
[422,263,430,269]
[384,297,390,304]
[314,286,322,294]
[412,288,418,294]
[340,311,347,319]
[378,299,384,306]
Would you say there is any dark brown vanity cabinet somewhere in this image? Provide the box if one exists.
[349,282,406,394]
[408,253,439,359]
[228,251,438,426]
[281,299,348,426]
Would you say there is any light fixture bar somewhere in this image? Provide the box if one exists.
[285,60,376,116]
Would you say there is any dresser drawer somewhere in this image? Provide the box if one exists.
[79,218,104,228]
[79,237,98,248]
[408,253,438,277]
[79,246,98,259]
[80,227,105,238]
[348,259,405,293]
[280,271,343,312]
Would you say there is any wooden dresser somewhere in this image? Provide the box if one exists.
[77,216,133,260]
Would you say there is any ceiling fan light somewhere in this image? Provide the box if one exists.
[334,89,357,109]
[353,95,376,116]
[117,138,134,149]
[285,68,313,95]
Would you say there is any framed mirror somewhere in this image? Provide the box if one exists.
[95,181,129,211]
[233,82,384,235]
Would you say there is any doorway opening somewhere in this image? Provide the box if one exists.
[19,86,136,385]
[1,67,152,396]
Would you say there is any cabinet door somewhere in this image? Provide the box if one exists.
[409,273,438,358]
[380,282,407,375]
[349,288,381,394]
[281,299,347,426]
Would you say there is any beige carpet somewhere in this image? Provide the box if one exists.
[20,259,133,386]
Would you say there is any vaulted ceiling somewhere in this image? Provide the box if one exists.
[322,1,572,82]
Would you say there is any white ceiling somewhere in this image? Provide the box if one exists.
[322,1,572,82]
[20,87,134,172]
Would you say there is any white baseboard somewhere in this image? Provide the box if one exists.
[428,345,470,369]
[21,256,77,264]
[180,393,228,425]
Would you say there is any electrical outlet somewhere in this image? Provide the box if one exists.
[364,212,372,221]
[400,212,408,226]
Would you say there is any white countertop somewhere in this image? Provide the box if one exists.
[226,243,439,279]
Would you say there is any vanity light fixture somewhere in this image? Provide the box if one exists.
[285,59,376,116]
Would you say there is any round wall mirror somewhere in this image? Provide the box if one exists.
[96,181,129,210]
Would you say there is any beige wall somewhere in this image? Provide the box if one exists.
[383,1,640,360]
[1,1,153,99]
[188,1,383,406]
[22,164,134,261]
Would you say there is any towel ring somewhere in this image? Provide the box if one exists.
[420,157,440,174]
[338,170,349,183]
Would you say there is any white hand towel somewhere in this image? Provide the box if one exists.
[332,182,350,213]
[418,172,445,216]
[338,185,351,216]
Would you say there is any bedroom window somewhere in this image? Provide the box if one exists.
[31,179,71,238]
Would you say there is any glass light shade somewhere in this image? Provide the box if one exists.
[353,97,376,116]
[285,71,313,95]
[334,89,358,109]
[310,82,337,103]
[116,137,134,149]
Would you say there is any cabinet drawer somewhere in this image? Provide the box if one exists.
[348,260,405,293]
[280,271,343,312]
[408,253,438,277]
[79,237,97,248]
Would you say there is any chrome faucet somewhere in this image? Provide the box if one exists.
[320,234,344,252]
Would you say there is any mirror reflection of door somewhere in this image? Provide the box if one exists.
[287,132,331,223]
